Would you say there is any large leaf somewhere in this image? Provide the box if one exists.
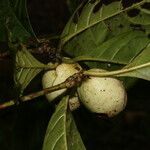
[14,47,47,93]
[0,0,32,42]
[61,0,149,44]
[64,30,149,65]
[42,96,85,150]
[61,0,150,65]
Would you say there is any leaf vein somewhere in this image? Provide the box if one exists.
[52,133,65,150]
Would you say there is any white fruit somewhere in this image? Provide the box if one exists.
[77,69,127,117]
[42,63,82,102]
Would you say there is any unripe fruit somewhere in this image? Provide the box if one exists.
[42,63,82,102]
[77,69,127,117]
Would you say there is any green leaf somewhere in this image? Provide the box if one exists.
[66,0,80,14]
[9,0,36,37]
[84,44,150,81]
[64,30,149,65]
[61,0,147,45]
[14,47,47,93]
[0,0,31,42]
[61,0,150,65]
[125,1,150,25]
[118,45,150,81]
[42,96,86,150]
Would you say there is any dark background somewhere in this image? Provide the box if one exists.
[0,0,150,150]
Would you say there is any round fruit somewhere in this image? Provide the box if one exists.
[42,63,82,102]
[77,69,127,117]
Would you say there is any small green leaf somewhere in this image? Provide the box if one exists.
[14,47,47,93]
[42,96,86,150]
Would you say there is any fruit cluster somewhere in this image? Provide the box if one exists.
[42,63,127,117]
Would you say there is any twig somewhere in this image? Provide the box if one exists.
[0,71,85,110]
